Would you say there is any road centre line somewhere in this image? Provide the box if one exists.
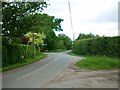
[16,56,60,82]
[16,63,49,81]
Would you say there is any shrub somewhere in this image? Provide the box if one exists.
[2,44,40,67]
[2,46,8,67]
[72,36,120,57]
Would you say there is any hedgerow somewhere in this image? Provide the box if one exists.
[2,44,40,67]
[72,36,120,57]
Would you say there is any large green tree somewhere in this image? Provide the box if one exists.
[21,13,62,33]
[43,30,58,51]
[2,2,64,52]
[21,13,63,51]
[2,2,47,36]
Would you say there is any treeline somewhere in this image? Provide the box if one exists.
[73,33,119,57]
[55,34,72,50]
[42,33,72,51]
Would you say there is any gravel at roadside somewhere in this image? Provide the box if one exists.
[42,58,118,88]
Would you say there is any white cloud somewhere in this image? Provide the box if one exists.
[76,22,118,36]
[43,0,119,40]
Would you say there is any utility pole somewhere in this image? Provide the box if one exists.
[31,0,45,58]
[32,29,34,58]
[68,0,74,41]
[31,14,35,58]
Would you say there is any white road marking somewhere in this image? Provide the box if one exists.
[16,57,59,82]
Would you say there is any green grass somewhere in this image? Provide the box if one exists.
[75,55,118,70]
[51,49,67,52]
[2,54,46,72]
[68,51,83,57]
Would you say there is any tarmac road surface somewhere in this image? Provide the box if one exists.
[2,51,81,88]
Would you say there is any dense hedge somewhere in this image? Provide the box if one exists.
[2,44,40,67]
[72,36,120,57]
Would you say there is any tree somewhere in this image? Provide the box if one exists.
[21,14,64,33]
[43,30,57,51]
[51,16,64,31]
[20,13,64,51]
[21,13,64,51]
[56,34,72,50]
[56,40,64,50]
[24,32,44,48]
[2,2,64,52]
[21,14,56,33]
[2,2,48,36]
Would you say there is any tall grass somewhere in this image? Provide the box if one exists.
[75,56,118,70]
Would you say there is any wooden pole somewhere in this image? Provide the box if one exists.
[32,30,34,58]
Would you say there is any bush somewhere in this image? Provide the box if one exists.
[73,36,119,57]
[2,46,9,66]
[2,44,40,67]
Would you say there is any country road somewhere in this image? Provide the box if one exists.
[2,51,81,88]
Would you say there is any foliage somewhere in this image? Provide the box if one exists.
[2,44,40,67]
[2,54,46,72]
[2,2,48,45]
[73,36,119,57]
[24,32,44,47]
[22,13,64,33]
[76,33,99,40]
[68,51,83,57]
[51,16,64,31]
[75,55,118,70]
[2,46,9,67]
[22,14,54,33]
[2,2,65,68]
[21,14,64,51]
[21,36,29,44]
[2,2,48,36]
[2,12,64,48]
[43,30,57,51]
[56,34,72,50]
[55,40,64,50]
[2,2,64,50]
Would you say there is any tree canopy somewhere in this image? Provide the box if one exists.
[2,2,48,36]
[21,13,63,34]
[2,2,64,48]
[2,2,72,52]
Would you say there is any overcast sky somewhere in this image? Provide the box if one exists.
[42,0,119,40]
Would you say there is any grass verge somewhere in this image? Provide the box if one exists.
[67,51,83,57]
[51,49,67,52]
[75,55,118,70]
[2,54,46,72]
